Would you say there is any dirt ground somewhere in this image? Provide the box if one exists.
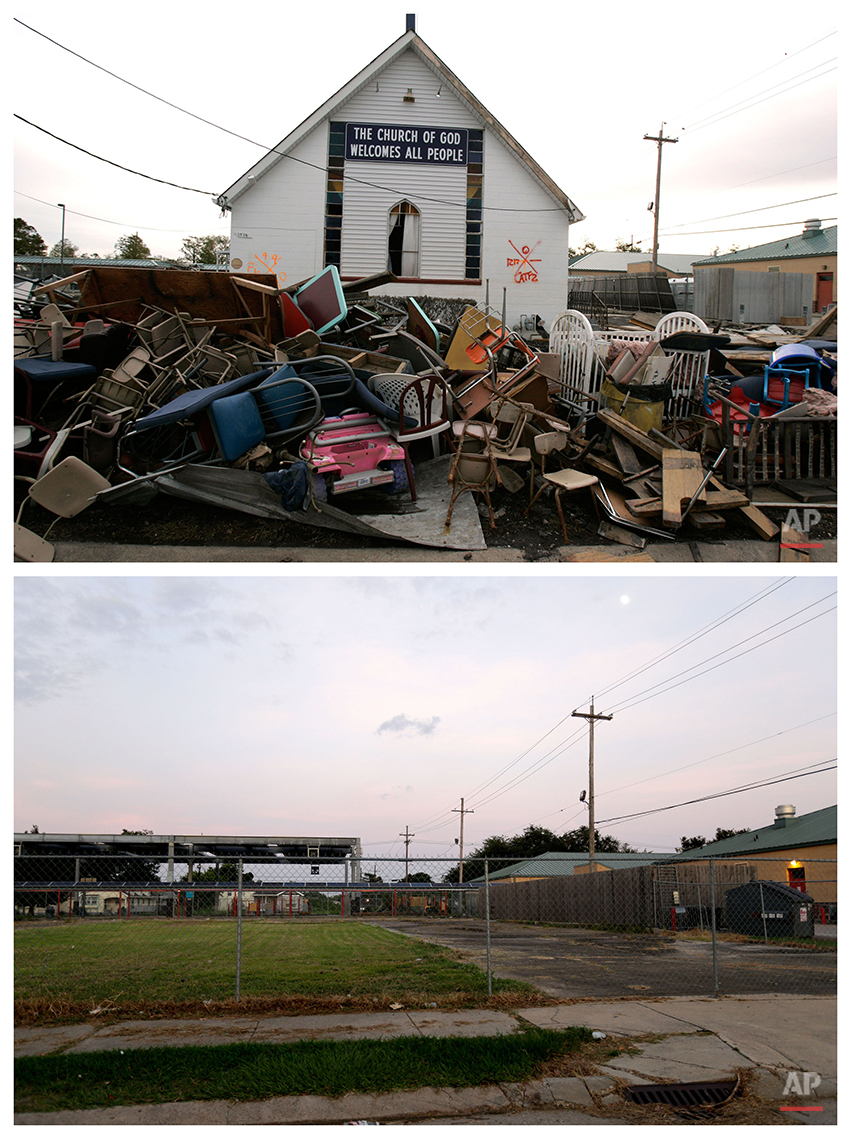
[18,478,836,561]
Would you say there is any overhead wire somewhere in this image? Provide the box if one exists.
[408,584,835,842]
[600,594,836,717]
[589,579,790,704]
[596,761,837,828]
[13,189,213,234]
[13,19,567,215]
[667,29,837,124]
[679,61,837,135]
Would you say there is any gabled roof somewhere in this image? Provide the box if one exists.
[476,851,666,882]
[671,805,836,859]
[569,251,702,275]
[693,225,837,266]
[217,30,583,223]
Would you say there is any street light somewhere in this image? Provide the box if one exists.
[57,203,66,275]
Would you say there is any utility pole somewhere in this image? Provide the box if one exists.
[399,827,415,882]
[452,798,474,883]
[571,699,613,871]
[57,203,66,276]
[643,125,678,276]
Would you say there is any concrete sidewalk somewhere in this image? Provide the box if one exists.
[46,537,838,562]
[14,995,837,1125]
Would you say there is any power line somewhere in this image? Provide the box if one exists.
[14,114,216,195]
[657,219,838,239]
[13,189,212,234]
[411,586,835,841]
[596,761,836,828]
[591,579,790,703]
[668,29,837,123]
[533,711,836,826]
[601,596,836,717]
[680,61,837,134]
[660,193,838,235]
[13,20,568,215]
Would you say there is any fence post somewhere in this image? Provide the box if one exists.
[759,881,768,943]
[709,858,720,997]
[236,857,243,1000]
[484,860,492,997]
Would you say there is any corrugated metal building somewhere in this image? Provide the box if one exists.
[215,17,583,329]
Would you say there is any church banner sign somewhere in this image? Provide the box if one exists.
[344,123,468,165]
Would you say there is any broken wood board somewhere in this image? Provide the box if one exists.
[773,479,837,503]
[610,433,644,475]
[685,511,726,531]
[738,504,780,540]
[662,450,706,525]
[150,455,486,551]
[592,483,675,540]
[779,523,811,562]
[596,409,667,461]
[597,519,646,548]
[64,266,286,338]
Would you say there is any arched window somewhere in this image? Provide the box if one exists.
[388,201,420,277]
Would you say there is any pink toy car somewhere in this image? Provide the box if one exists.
[300,412,410,495]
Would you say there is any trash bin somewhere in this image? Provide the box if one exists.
[725,881,814,939]
[600,376,672,434]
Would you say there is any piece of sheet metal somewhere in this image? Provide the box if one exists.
[151,455,486,551]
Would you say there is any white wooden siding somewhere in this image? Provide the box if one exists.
[340,54,480,129]
[341,163,468,278]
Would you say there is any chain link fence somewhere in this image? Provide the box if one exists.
[14,854,836,1010]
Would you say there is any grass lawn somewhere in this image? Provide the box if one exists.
[14,1026,592,1114]
[15,919,539,1023]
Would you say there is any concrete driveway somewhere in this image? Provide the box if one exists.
[369,918,837,1001]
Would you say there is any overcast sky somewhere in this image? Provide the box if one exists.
[13,0,837,263]
[14,573,837,866]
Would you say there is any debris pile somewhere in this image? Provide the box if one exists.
[13,266,837,560]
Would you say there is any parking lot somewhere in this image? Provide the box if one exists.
[370,918,837,1000]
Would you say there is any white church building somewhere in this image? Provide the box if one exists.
[215,16,584,330]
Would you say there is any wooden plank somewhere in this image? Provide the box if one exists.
[626,497,663,516]
[691,488,750,512]
[597,520,647,548]
[662,450,705,525]
[780,523,810,562]
[33,269,91,294]
[596,409,666,461]
[610,433,643,475]
[738,504,780,540]
[584,453,627,481]
[685,511,726,531]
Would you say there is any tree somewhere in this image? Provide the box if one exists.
[114,233,152,259]
[569,239,598,258]
[49,239,79,259]
[679,827,750,852]
[15,218,47,256]
[443,824,635,882]
[181,234,229,264]
[615,238,643,252]
[680,835,707,851]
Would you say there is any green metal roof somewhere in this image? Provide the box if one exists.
[693,226,837,266]
[671,805,836,858]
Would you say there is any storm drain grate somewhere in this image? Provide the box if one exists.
[624,1079,739,1108]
